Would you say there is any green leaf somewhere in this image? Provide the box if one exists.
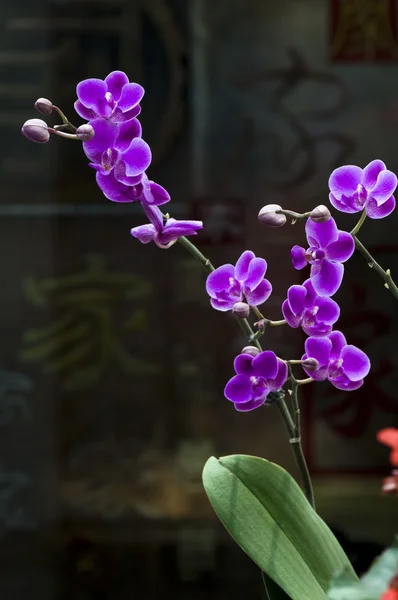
[328,541,398,600]
[202,454,357,600]
[262,572,292,600]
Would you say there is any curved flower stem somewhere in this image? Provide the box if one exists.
[252,305,286,328]
[276,208,311,224]
[350,209,367,236]
[53,105,77,132]
[176,235,315,507]
[352,235,398,302]
[296,377,314,385]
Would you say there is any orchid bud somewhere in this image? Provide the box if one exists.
[35,98,53,115]
[302,357,319,372]
[241,346,260,357]
[258,204,286,228]
[232,302,250,319]
[309,205,331,223]
[76,124,95,141]
[21,119,50,144]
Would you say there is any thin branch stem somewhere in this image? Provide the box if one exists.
[296,377,314,385]
[176,235,315,507]
[350,210,367,236]
[352,235,398,301]
[276,394,315,509]
[276,208,311,224]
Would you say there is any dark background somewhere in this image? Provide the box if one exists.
[0,0,397,598]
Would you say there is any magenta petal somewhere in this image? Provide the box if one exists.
[291,245,307,270]
[252,351,278,379]
[302,279,317,307]
[311,260,343,297]
[210,297,235,311]
[112,105,141,122]
[305,336,332,366]
[115,119,142,151]
[142,203,163,230]
[326,231,354,263]
[77,78,107,106]
[74,100,97,121]
[341,345,370,381]
[331,376,364,391]
[366,196,396,219]
[363,159,386,190]
[328,330,347,359]
[234,397,266,411]
[148,181,170,205]
[328,165,363,200]
[96,171,133,203]
[235,251,255,281]
[159,220,202,245]
[244,279,272,306]
[122,138,152,176]
[206,265,235,296]
[234,354,254,376]
[105,71,129,101]
[83,119,119,162]
[118,83,145,111]
[224,375,252,403]
[287,285,306,316]
[130,224,156,244]
[268,360,288,390]
[301,354,328,381]
[306,217,339,248]
[282,300,301,328]
[370,170,398,205]
[316,297,340,324]
[329,192,360,214]
[245,258,267,289]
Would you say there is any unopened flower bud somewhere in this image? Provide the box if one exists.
[258,204,287,228]
[302,357,319,372]
[232,302,250,319]
[76,124,95,141]
[21,119,50,144]
[241,346,260,357]
[35,98,53,115]
[309,205,331,223]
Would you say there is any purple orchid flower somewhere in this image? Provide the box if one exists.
[130,204,202,248]
[329,160,397,219]
[282,279,340,337]
[75,71,144,123]
[291,217,354,297]
[206,251,272,312]
[96,171,170,205]
[224,350,287,412]
[83,119,151,184]
[302,331,370,391]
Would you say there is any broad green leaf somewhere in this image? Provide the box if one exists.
[328,541,398,600]
[263,571,292,600]
[202,455,357,600]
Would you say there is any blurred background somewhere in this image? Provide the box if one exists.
[0,0,398,597]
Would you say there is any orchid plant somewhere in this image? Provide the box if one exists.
[22,72,398,600]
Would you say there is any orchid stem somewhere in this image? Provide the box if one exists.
[176,235,315,507]
[276,392,315,509]
[276,208,311,224]
[352,235,398,302]
[350,210,367,236]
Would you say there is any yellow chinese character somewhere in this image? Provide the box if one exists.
[20,255,158,390]
[332,0,398,60]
